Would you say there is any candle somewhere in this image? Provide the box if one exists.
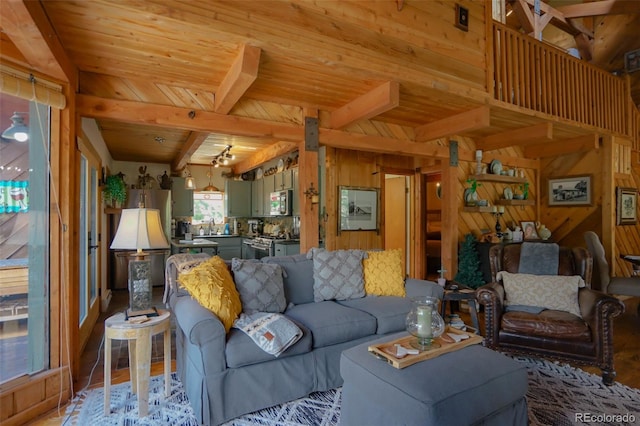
[492,206,497,213]
[475,150,483,160]
[498,206,505,213]
[416,305,432,338]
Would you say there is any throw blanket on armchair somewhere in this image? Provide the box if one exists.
[518,242,559,275]
[234,312,303,357]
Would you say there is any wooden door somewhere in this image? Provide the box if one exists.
[385,176,407,271]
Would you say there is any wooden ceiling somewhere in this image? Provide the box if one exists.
[1,0,639,172]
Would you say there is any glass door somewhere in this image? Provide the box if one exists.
[78,152,100,352]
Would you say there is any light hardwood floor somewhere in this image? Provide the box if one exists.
[28,292,640,425]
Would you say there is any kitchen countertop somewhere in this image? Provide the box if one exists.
[171,238,220,248]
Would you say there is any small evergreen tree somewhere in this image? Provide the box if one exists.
[454,233,485,289]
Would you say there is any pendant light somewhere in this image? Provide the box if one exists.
[184,163,196,190]
[2,112,29,142]
[203,164,220,192]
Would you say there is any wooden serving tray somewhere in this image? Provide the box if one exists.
[368,326,483,369]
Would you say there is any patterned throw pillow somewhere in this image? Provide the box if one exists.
[178,255,242,332]
[363,249,405,297]
[307,248,367,302]
[232,259,287,313]
[497,271,585,317]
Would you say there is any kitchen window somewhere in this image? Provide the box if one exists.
[192,191,225,225]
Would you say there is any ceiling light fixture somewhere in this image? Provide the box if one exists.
[2,112,29,142]
[184,162,196,190]
[211,145,234,168]
[203,164,220,192]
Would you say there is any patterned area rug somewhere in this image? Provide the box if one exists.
[66,357,640,426]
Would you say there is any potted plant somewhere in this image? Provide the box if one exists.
[464,177,482,206]
[103,174,127,207]
[519,182,530,200]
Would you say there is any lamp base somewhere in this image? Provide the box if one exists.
[126,306,159,319]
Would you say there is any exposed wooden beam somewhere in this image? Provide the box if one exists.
[524,134,599,158]
[477,122,553,151]
[1,0,76,83]
[517,0,593,37]
[415,106,491,142]
[172,132,209,172]
[329,81,400,129]
[77,94,304,141]
[320,128,450,158]
[574,33,593,62]
[513,0,535,34]
[232,142,299,174]
[556,0,640,18]
[214,44,261,114]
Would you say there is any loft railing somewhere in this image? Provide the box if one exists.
[491,22,629,137]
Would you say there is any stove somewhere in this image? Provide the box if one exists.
[243,235,294,259]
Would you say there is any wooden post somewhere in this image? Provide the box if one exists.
[441,141,459,280]
[298,111,320,253]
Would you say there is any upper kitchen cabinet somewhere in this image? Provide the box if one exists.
[251,178,265,217]
[274,170,293,191]
[225,180,252,217]
[172,177,194,217]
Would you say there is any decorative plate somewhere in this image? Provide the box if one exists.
[256,168,263,179]
[490,159,502,175]
[277,159,285,173]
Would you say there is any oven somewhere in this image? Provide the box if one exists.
[243,237,274,259]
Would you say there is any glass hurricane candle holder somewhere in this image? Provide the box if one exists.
[406,296,445,351]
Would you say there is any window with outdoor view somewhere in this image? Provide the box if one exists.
[192,191,225,232]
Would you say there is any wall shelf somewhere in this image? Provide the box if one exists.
[470,174,527,184]
[495,199,534,206]
[463,206,495,213]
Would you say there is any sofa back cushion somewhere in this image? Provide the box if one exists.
[308,248,367,302]
[363,249,406,297]
[232,258,287,313]
[262,254,315,305]
[178,255,242,332]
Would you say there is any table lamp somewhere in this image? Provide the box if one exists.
[110,207,169,317]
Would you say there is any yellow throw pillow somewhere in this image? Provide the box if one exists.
[363,249,405,297]
[178,256,242,332]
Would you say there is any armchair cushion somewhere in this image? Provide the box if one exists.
[501,310,591,340]
[497,271,585,317]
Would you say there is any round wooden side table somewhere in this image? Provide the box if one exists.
[104,309,171,417]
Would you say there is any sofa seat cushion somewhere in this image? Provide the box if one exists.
[225,319,312,368]
[285,301,377,348]
[338,296,411,334]
[501,310,591,340]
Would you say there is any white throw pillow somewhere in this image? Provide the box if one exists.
[497,271,585,317]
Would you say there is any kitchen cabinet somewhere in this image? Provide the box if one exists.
[172,177,194,217]
[213,236,242,260]
[274,241,300,256]
[274,170,293,190]
[225,180,252,217]
[251,178,264,216]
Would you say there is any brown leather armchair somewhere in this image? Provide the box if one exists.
[476,243,625,385]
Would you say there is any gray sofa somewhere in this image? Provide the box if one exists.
[165,252,444,426]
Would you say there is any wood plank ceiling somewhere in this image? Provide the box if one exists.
[1,0,639,173]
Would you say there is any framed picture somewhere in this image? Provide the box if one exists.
[520,221,539,240]
[624,49,640,74]
[617,187,638,225]
[548,175,592,207]
[338,186,379,232]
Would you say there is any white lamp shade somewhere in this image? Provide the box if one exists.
[110,208,169,250]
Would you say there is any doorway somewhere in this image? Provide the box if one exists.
[425,173,442,279]
[383,173,413,276]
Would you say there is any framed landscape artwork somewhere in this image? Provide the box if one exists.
[617,187,638,225]
[338,186,379,233]
[548,175,592,207]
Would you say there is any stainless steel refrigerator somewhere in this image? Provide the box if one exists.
[110,189,172,290]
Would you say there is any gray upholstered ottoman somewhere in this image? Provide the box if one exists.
[340,333,528,426]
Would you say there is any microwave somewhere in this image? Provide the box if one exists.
[269,190,292,216]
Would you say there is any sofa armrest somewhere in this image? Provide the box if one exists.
[578,288,625,337]
[475,282,505,348]
[171,294,228,374]
[405,278,444,300]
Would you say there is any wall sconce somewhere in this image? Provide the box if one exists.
[2,112,29,142]
[304,183,320,204]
